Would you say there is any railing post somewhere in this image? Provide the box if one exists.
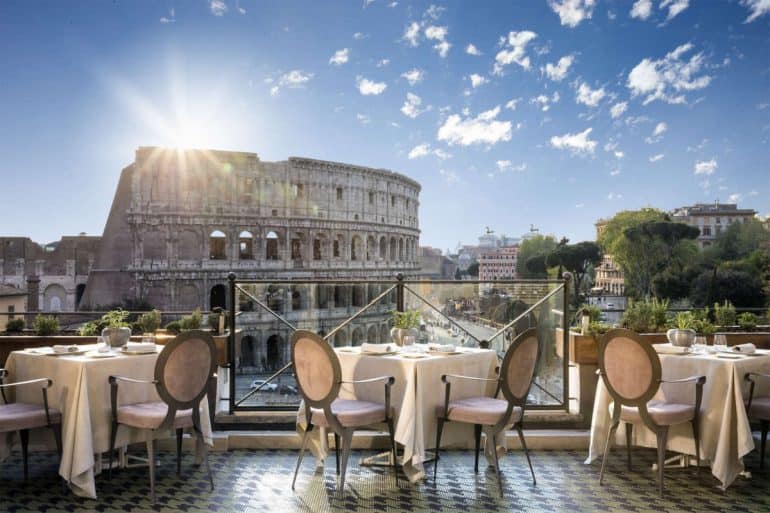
[396,273,404,313]
[228,272,236,415]
[480,338,489,349]
[562,271,572,413]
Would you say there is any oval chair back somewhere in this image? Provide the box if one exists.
[155,330,217,415]
[598,328,661,408]
[499,328,541,407]
[291,330,341,410]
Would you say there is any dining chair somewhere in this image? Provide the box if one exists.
[744,371,770,469]
[290,329,398,492]
[107,330,216,503]
[0,368,62,480]
[434,328,540,497]
[598,328,705,496]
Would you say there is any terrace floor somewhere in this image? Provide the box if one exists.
[1,447,768,512]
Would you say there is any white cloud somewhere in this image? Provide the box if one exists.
[530,92,560,112]
[270,70,313,95]
[425,25,451,58]
[743,0,770,22]
[357,76,387,95]
[401,68,424,85]
[388,1,398,7]
[614,151,625,159]
[353,32,367,40]
[496,160,527,173]
[604,140,619,152]
[728,193,743,203]
[610,169,621,176]
[549,127,597,155]
[329,48,349,66]
[608,192,623,200]
[210,0,227,16]
[543,55,574,81]
[424,4,445,20]
[377,59,390,67]
[401,93,430,118]
[505,98,522,110]
[437,106,512,146]
[576,82,606,107]
[466,44,482,56]
[356,113,370,125]
[749,189,759,196]
[237,6,246,14]
[645,121,668,143]
[694,158,717,175]
[627,43,712,105]
[548,0,596,27]
[649,153,665,162]
[660,0,689,21]
[493,31,537,74]
[160,8,175,23]
[402,22,421,46]
[610,101,628,119]
[408,143,451,160]
[630,0,652,20]
[469,74,488,88]
[439,169,461,184]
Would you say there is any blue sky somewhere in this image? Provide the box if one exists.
[1,0,768,253]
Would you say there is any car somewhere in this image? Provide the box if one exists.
[277,384,298,395]
[249,379,278,391]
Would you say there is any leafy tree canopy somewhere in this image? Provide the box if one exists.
[517,235,558,278]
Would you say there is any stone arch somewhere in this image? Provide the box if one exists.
[241,335,257,368]
[209,230,227,260]
[380,324,390,344]
[177,283,201,311]
[333,234,344,259]
[266,284,284,313]
[379,236,387,259]
[367,284,379,303]
[352,284,365,307]
[366,236,376,261]
[266,334,283,371]
[352,327,364,346]
[143,230,166,260]
[313,233,327,261]
[265,231,280,260]
[291,286,306,310]
[145,282,170,309]
[44,284,66,312]
[350,235,362,261]
[367,325,377,343]
[239,231,254,260]
[75,283,86,308]
[210,284,226,310]
[334,330,347,347]
[390,237,397,261]
[291,232,305,261]
[178,230,200,260]
[398,238,404,261]
[316,285,330,309]
[334,285,349,307]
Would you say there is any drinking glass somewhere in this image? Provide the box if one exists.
[714,334,727,352]
[402,335,415,347]
[693,336,707,354]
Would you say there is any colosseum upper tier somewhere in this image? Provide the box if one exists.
[80,146,421,311]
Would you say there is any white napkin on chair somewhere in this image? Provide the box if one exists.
[731,343,756,354]
[361,343,395,354]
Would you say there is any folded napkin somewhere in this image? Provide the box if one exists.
[428,343,456,353]
[361,343,394,353]
[731,343,756,354]
[124,341,157,352]
[52,344,79,354]
[654,343,689,354]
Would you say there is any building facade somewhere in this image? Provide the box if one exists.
[478,246,519,281]
[670,202,757,248]
[593,219,626,296]
[0,284,27,331]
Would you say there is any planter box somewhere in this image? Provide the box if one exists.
[555,328,598,364]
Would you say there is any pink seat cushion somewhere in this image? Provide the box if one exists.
[611,400,695,426]
[0,403,61,433]
[442,396,522,426]
[310,399,387,428]
[117,401,193,430]
[747,397,770,421]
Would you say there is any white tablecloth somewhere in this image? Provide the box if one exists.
[1,345,212,499]
[587,351,770,488]
[299,347,500,482]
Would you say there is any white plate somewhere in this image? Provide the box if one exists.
[120,347,158,355]
[87,352,117,358]
[400,353,429,358]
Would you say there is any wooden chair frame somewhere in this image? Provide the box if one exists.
[744,371,770,469]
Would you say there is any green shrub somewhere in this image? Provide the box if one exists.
[138,309,162,334]
[738,312,758,331]
[5,318,25,333]
[578,304,602,323]
[102,309,130,328]
[622,298,669,333]
[586,321,611,339]
[164,320,182,334]
[714,301,737,327]
[390,309,420,329]
[180,308,202,330]
[34,315,60,336]
[78,320,100,336]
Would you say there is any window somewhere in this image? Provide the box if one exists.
[391,195,396,206]
[239,231,253,259]
[292,183,304,198]
[333,239,340,258]
[291,239,302,260]
[313,239,322,260]
[272,209,278,216]
[702,226,711,236]
[266,231,279,260]
[209,230,226,260]
[369,191,375,204]
[336,187,343,200]
[8,305,14,319]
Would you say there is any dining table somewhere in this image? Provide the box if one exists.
[298,345,502,483]
[0,344,212,499]
[586,347,770,489]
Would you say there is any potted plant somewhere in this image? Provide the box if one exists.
[34,314,60,336]
[101,309,132,347]
[714,301,737,329]
[738,312,758,332]
[138,309,162,334]
[667,311,696,347]
[5,318,25,333]
[390,309,420,346]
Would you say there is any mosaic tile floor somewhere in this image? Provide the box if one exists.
[1,447,769,512]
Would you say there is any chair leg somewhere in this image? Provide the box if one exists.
[19,429,29,480]
[625,423,633,471]
[146,435,156,504]
[599,421,619,486]
[386,418,399,486]
[433,418,445,481]
[490,432,503,498]
[334,432,340,476]
[516,424,536,485]
[176,428,183,476]
[338,429,354,492]
[192,420,213,491]
[761,420,768,471]
[51,424,62,457]
[692,417,701,473]
[292,426,312,490]
[656,428,669,498]
[473,424,482,473]
[108,420,118,480]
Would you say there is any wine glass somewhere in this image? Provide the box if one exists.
[693,336,707,354]
[714,334,727,353]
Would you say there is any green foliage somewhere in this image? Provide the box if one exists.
[672,311,696,330]
[517,235,558,278]
[713,301,737,327]
[138,309,162,334]
[586,321,611,339]
[546,241,602,306]
[5,318,25,332]
[164,320,182,334]
[391,309,420,329]
[78,321,100,336]
[622,298,669,333]
[578,304,602,323]
[668,309,715,335]
[34,315,60,336]
[738,312,758,331]
[180,308,202,330]
[102,309,130,328]
[466,262,479,277]
[690,268,766,308]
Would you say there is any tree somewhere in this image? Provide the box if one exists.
[517,235,558,278]
[546,241,602,305]
[467,262,479,277]
[690,268,766,308]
